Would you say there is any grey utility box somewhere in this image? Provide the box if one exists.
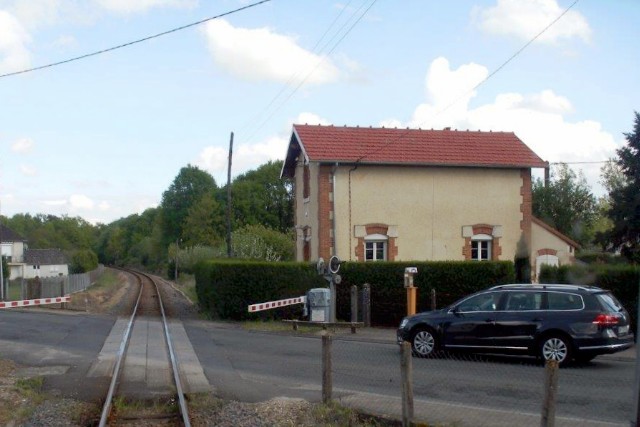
[306,288,331,322]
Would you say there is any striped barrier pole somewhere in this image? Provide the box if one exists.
[248,296,306,313]
[0,295,71,309]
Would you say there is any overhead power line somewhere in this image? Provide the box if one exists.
[238,0,378,145]
[0,0,272,79]
[357,0,581,163]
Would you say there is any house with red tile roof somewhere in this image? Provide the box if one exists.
[281,124,577,279]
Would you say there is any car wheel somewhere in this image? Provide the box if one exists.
[411,328,438,357]
[540,335,572,365]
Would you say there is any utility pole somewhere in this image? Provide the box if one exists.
[0,200,4,301]
[226,132,234,258]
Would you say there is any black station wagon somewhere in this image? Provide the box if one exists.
[396,284,634,364]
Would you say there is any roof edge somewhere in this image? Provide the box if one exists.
[532,216,580,249]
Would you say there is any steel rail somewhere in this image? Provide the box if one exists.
[152,273,192,427]
[98,271,144,427]
[98,268,191,427]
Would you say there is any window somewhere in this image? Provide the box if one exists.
[505,292,542,311]
[548,292,584,310]
[365,241,386,261]
[457,292,500,312]
[364,233,388,261]
[303,164,310,199]
[471,234,492,261]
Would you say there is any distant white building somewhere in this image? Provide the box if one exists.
[23,249,69,279]
[1,225,69,279]
[1,224,28,280]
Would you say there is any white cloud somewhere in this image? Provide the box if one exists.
[69,194,94,210]
[202,19,341,84]
[19,164,37,176]
[388,57,618,196]
[475,0,591,44]
[42,199,67,206]
[51,34,77,49]
[96,0,196,14]
[11,137,34,153]
[195,112,331,180]
[98,201,110,211]
[0,10,31,74]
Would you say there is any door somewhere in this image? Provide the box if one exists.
[445,291,504,349]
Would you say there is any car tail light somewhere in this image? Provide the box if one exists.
[593,314,620,326]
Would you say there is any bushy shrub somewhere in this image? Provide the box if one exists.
[231,225,294,261]
[70,249,99,274]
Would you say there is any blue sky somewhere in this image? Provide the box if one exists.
[0,0,638,224]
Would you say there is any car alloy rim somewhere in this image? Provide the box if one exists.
[543,338,567,362]
[415,331,435,355]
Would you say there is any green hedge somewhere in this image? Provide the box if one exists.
[540,264,640,333]
[195,260,515,326]
[194,260,324,321]
[335,261,515,326]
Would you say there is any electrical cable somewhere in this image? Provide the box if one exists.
[240,0,378,145]
[0,0,271,79]
[355,0,582,164]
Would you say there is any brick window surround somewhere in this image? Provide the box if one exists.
[355,224,398,261]
[462,224,502,261]
[537,248,557,257]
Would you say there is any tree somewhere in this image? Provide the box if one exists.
[231,224,294,261]
[160,165,218,245]
[182,192,225,247]
[532,163,597,246]
[607,111,640,262]
[70,249,99,274]
[220,161,293,233]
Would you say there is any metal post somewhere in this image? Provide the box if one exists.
[632,274,640,427]
[431,288,436,310]
[362,283,371,327]
[401,341,414,427]
[541,359,559,427]
[322,333,332,403]
[226,132,234,258]
[329,278,336,323]
[174,238,179,282]
[350,285,358,323]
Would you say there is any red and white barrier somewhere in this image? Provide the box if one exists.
[0,296,71,309]
[248,296,306,313]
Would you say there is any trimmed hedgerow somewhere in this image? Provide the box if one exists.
[195,260,515,326]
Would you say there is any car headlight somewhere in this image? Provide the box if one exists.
[399,318,408,329]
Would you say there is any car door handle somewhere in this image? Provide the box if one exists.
[484,318,495,323]
[532,318,543,322]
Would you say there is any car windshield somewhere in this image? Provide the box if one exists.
[596,292,624,313]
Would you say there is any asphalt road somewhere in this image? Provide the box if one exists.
[0,310,635,426]
[185,320,635,426]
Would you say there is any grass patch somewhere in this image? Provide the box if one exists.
[90,269,122,290]
[113,396,178,417]
[175,273,198,303]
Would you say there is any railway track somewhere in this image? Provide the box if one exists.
[99,268,191,426]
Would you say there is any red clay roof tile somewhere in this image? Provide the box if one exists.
[292,124,547,168]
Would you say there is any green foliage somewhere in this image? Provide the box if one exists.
[70,249,99,274]
[195,260,324,320]
[95,208,165,269]
[195,260,514,326]
[5,213,98,250]
[607,111,640,262]
[335,261,515,326]
[532,163,597,246]
[161,164,218,245]
[220,160,293,233]
[231,224,295,261]
[182,192,225,247]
